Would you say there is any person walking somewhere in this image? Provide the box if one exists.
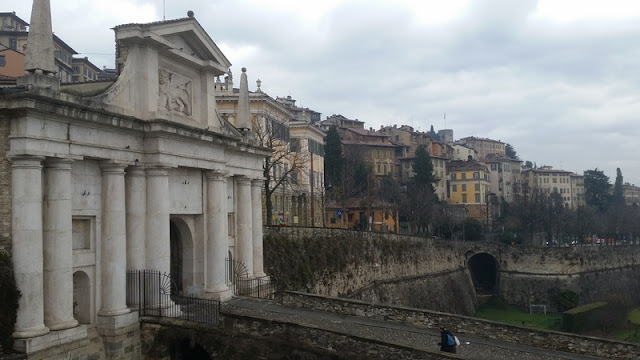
[438,326,457,353]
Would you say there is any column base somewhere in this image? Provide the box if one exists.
[12,324,50,339]
[47,318,79,331]
[205,287,234,302]
[14,325,87,354]
[98,307,131,317]
[97,311,139,337]
[254,272,269,279]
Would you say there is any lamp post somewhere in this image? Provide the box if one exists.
[485,192,496,233]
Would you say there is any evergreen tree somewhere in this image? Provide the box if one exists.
[505,143,518,160]
[613,168,624,205]
[584,168,612,212]
[412,145,436,193]
[522,160,533,169]
[324,126,344,188]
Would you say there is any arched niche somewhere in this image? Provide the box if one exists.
[73,270,91,324]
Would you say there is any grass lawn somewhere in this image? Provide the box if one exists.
[474,296,563,331]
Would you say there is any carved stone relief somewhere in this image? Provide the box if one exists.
[158,69,192,116]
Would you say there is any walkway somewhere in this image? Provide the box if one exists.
[223,298,603,360]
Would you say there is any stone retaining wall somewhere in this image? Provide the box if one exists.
[283,291,640,359]
[139,316,459,360]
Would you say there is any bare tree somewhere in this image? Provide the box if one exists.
[253,112,308,225]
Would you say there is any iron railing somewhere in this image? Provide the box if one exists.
[126,269,220,325]
[225,258,277,300]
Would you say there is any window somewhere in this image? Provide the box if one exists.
[462,173,467,180]
[450,173,456,180]
[473,172,480,179]
[9,38,17,50]
[452,185,457,192]
[462,194,467,203]
[491,164,497,170]
[462,184,467,191]
[0,55,5,67]
[475,193,481,203]
[475,183,480,191]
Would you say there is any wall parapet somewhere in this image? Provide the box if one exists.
[283,291,640,359]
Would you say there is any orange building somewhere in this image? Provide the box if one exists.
[0,48,24,77]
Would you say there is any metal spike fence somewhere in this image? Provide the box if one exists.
[126,270,220,325]
[225,258,278,300]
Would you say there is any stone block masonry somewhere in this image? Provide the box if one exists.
[0,116,11,254]
[283,291,640,359]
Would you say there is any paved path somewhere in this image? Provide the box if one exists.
[222,298,603,360]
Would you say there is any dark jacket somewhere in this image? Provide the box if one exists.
[439,329,457,353]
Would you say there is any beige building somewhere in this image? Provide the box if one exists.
[0,48,24,78]
[451,144,477,161]
[217,76,325,227]
[457,136,506,158]
[478,154,522,203]
[72,57,101,82]
[521,166,581,208]
[623,182,640,206]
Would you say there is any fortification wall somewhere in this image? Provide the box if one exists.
[283,291,640,359]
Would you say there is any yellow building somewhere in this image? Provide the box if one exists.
[325,199,399,232]
[447,160,492,222]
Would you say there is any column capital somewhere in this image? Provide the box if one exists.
[235,175,252,185]
[126,166,146,177]
[100,161,127,173]
[9,155,45,168]
[44,158,73,170]
[251,178,264,187]
[145,166,170,177]
[205,169,229,181]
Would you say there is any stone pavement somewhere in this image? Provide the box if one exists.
[222,298,604,360]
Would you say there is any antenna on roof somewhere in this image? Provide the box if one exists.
[163,0,166,20]
[444,112,446,129]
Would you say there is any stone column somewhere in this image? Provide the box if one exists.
[99,162,130,316]
[235,176,253,276]
[125,167,146,271]
[43,158,78,330]
[204,170,232,300]
[145,167,170,274]
[251,179,266,278]
[11,156,49,338]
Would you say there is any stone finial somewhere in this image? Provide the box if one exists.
[24,0,56,75]
[236,67,251,130]
[256,79,262,93]
[187,10,194,18]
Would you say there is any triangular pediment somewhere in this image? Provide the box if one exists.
[114,17,231,74]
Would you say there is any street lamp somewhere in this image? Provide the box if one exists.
[485,192,496,234]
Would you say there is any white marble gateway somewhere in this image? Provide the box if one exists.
[2,1,270,356]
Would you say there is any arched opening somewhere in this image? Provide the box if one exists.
[170,218,195,296]
[468,253,499,293]
[73,271,91,324]
[172,338,212,360]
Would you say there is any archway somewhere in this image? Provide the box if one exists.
[170,218,195,295]
[72,271,91,324]
[468,253,499,293]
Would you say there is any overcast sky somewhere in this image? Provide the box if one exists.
[11,0,640,186]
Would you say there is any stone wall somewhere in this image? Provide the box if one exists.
[267,227,640,312]
[352,268,478,316]
[139,316,458,360]
[283,291,640,359]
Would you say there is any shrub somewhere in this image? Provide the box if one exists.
[0,252,20,353]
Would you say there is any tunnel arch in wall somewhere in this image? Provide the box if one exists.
[468,252,500,293]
